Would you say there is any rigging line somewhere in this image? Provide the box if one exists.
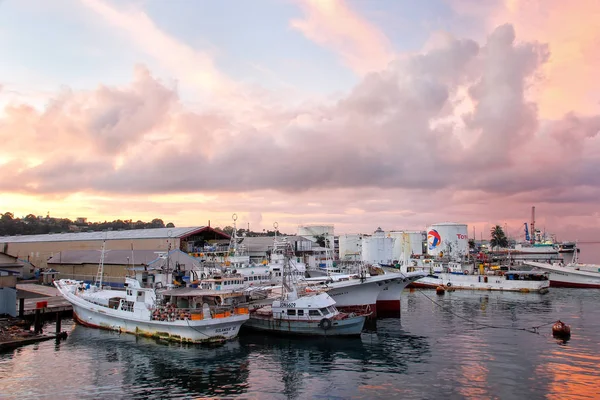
[415,288,555,335]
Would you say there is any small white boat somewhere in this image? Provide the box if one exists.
[55,278,250,343]
[245,292,368,336]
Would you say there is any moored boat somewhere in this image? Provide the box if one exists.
[245,292,368,336]
[412,269,550,293]
[244,236,368,336]
[54,277,250,343]
[302,270,426,316]
[525,259,600,288]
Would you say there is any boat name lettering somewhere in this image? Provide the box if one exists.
[280,302,296,308]
[215,327,232,333]
[330,292,348,296]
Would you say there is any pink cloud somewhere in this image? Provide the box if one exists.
[450,0,600,120]
[290,0,395,75]
[2,11,600,241]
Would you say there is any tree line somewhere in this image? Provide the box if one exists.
[213,226,287,237]
[0,212,173,236]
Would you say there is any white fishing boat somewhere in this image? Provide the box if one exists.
[54,240,249,343]
[245,292,368,336]
[525,248,600,288]
[412,263,550,293]
[54,277,250,343]
[244,239,368,336]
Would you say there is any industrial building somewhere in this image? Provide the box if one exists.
[0,227,230,269]
[46,249,205,287]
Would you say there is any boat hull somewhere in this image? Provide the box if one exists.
[526,262,600,288]
[243,315,366,336]
[325,281,381,316]
[323,272,425,316]
[70,302,247,343]
[413,274,549,293]
[55,280,249,343]
[375,273,425,314]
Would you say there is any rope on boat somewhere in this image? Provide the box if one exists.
[416,288,558,335]
[185,318,212,338]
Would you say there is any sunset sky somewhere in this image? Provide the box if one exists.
[1,0,599,241]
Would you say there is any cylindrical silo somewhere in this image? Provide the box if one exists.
[426,223,469,259]
[361,228,395,265]
[338,234,363,261]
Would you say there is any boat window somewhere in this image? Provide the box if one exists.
[319,308,329,315]
[309,310,321,316]
[297,310,304,316]
[244,277,248,281]
[287,309,296,316]
[327,306,335,313]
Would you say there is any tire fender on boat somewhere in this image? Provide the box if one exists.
[446,282,452,287]
[319,318,332,330]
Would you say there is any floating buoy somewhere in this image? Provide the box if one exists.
[436,286,445,295]
[552,320,571,338]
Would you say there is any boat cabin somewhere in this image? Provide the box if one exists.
[504,271,549,281]
[267,292,339,320]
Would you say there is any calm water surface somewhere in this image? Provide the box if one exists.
[1,287,599,399]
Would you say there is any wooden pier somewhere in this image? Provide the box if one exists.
[16,283,72,316]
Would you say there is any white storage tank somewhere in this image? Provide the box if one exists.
[361,227,395,265]
[426,223,468,259]
[338,234,363,261]
[387,230,425,261]
[297,225,335,251]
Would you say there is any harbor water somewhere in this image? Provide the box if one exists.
[1,287,599,399]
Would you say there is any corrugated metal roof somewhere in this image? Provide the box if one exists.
[0,227,207,243]
[47,250,164,265]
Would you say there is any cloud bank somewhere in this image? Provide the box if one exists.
[1,0,599,240]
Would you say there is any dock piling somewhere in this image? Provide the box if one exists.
[19,298,25,318]
[55,312,61,334]
[34,309,42,334]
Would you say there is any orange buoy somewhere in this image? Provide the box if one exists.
[552,320,571,338]
[436,286,445,295]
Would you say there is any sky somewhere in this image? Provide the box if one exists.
[1,0,600,241]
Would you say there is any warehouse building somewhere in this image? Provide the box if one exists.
[46,249,204,287]
[0,227,229,269]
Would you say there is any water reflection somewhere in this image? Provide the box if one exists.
[239,328,431,399]
[70,325,251,399]
[1,288,599,399]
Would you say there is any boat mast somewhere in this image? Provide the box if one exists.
[230,213,238,257]
[531,206,536,244]
[95,236,107,288]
